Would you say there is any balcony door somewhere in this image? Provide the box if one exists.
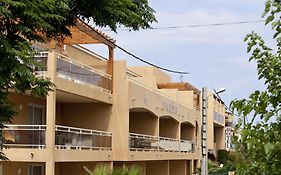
[28,104,45,125]
[28,104,45,146]
[28,165,44,175]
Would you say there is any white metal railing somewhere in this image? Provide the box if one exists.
[128,77,195,112]
[2,125,46,148]
[55,125,112,150]
[129,133,195,153]
[57,53,112,92]
[34,51,48,76]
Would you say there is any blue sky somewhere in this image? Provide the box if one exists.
[88,0,275,107]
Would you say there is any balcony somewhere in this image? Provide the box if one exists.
[2,125,46,149]
[57,54,112,92]
[55,125,112,150]
[213,112,224,125]
[34,52,112,93]
[129,133,195,153]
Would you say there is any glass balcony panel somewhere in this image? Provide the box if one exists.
[57,54,112,92]
[2,125,46,148]
[57,58,71,77]
[55,125,112,150]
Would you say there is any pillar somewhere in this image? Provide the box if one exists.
[45,50,57,175]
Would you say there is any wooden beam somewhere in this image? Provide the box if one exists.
[75,21,116,48]
[107,46,114,92]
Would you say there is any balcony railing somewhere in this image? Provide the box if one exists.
[34,52,112,92]
[129,133,195,153]
[55,125,112,150]
[128,77,195,112]
[34,51,48,76]
[1,125,46,148]
[213,112,224,124]
[129,133,158,151]
[57,54,112,92]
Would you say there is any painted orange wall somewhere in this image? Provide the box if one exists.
[59,103,112,131]
[8,94,46,124]
[159,118,179,139]
[129,112,158,136]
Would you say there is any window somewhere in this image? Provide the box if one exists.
[28,165,44,175]
[28,104,45,125]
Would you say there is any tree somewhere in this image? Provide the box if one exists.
[230,0,281,174]
[0,0,156,159]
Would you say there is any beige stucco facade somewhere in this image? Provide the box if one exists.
[0,23,229,175]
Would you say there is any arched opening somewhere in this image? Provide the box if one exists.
[159,116,180,152]
[180,122,196,153]
[129,108,158,151]
[181,122,195,141]
[159,116,179,139]
[129,108,158,136]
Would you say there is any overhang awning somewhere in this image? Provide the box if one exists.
[63,19,116,48]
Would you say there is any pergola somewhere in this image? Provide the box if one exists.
[51,18,116,77]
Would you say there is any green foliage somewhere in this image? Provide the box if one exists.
[230,0,281,174]
[0,0,156,160]
[84,165,142,175]
[217,149,229,165]
[85,165,111,175]
[74,0,157,32]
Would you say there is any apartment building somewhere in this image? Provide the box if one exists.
[0,19,231,175]
[0,19,201,175]
[206,92,226,159]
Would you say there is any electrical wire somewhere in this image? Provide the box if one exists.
[113,43,189,74]
[91,19,265,75]
[104,19,265,32]
[213,89,244,119]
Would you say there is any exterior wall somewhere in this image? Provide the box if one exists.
[128,67,171,84]
[109,60,130,161]
[207,90,226,154]
[0,162,45,175]
[159,118,179,139]
[56,161,111,175]
[8,94,46,124]
[129,111,158,135]
[146,161,169,175]
[214,127,226,150]
[58,103,112,131]
[169,160,185,175]
[186,160,192,175]
[181,123,195,140]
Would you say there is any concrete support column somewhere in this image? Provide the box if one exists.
[186,160,191,175]
[110,61,129,160]
[45,50,57,175]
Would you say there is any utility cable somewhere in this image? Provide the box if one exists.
[113,43,189,74]
[214,89,244,119]
[104,19,265,32]
[82,19,265,75]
